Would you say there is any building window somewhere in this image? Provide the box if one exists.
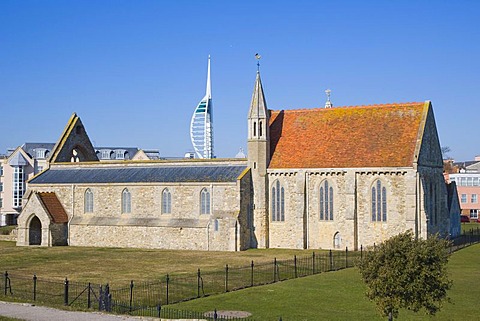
[271,180,285,221]
[13,166,24,208]
[122,188,131,213]
[474,177,480,186]
[472,194,478,204]
[0,166,3,176]
[461,194,467,203]
[371,180,387,222]
[214,219,219,232]
[253,122,257,137]
[35,149,46,159]
[259,121,263,137]
[115,150,125,160]
[101,150,111,160]
[0,198,3,208]
[84,189,94,213]
[319,180,334,221]
[200,188,210,214]
[0,182,3,192]
[36,166,43,174]
[162,188,172,214]
[470,209,479,220]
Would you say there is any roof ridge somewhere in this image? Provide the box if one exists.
[270,102,425,113]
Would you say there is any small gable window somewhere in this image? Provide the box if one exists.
[371,180,387,222]
[115,150,125,160]
[162,188,172,214]
[319,180,334,221]
[271,180,285,221]
[122,188,131,214]
[200,188,210,215]
[84,189,94,213]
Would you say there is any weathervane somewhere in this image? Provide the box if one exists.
[255,53,261,72]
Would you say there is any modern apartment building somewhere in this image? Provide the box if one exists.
[0,143,54,226]
[445,156,480,221]
[0,143,160,226]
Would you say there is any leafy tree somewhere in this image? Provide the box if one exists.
[357,231,452,320]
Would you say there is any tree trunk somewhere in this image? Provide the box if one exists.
[388,311,393,321]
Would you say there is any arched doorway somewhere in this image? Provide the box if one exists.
[333,232,341,249]
[29,216,42,245]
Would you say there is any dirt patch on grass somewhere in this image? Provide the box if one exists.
[204,310,252,318]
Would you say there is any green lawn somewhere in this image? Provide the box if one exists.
[0,241,319,285]
[461,222,480,233]
[170,243,480,320]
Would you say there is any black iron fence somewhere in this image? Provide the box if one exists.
[449,226,480,252]
[1,231,479,319]
[1,249,358,318]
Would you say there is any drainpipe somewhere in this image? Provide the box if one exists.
[206,220,210,251]
[68,185,75,245]
[305,172,309,249]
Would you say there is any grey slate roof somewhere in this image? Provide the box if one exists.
[22,143,56,159]
[29,165,247,184]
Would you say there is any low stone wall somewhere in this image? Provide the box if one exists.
[0,235,16,241]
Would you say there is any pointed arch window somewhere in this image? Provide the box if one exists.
[84,189,93,213]
[319,180,334,220]
[200,188,210,215]
[271,180,285,221]
[253,121,257,137]
[122,188,131,214]
[259,121,263,137]
[162,188,172,214]
[371,180,387,222]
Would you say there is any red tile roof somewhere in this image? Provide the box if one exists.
[268,102,427,169]
[37,192,68,223]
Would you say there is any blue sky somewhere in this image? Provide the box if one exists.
[0,0,478,160]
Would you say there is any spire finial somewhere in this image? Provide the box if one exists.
[324,89,333,108]
[255,53,261,72]
[206,55,211,98]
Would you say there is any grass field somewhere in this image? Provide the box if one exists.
[169,243,480,321]
[1,232,479,320]
[461,222,480,233]
[0,241,320,285]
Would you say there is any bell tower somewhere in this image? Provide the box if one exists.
[247,57,270,248]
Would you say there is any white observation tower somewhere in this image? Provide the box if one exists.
[190,56,214,159]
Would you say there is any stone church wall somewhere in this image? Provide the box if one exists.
[25,179,245,251]
[267,168,421,250]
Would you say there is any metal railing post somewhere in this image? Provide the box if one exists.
[225,264,229,292]
[4,271,8,295]
[166,274,169,305]
[345,247,348,268]
[294,255,298,278]
[197,269,201,298]
[250,261,254,287]
[273,258,277,282]
[129,280,134,313]
[312,252,315,274]
[87,282,91,309]
[64,278,69,306]
[33,274,37,301]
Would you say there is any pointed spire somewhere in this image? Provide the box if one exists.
[206,55,211,98]
[248,68,268,119]
[324,89,333,108]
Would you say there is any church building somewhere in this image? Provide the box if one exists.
[16,69,453,251]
